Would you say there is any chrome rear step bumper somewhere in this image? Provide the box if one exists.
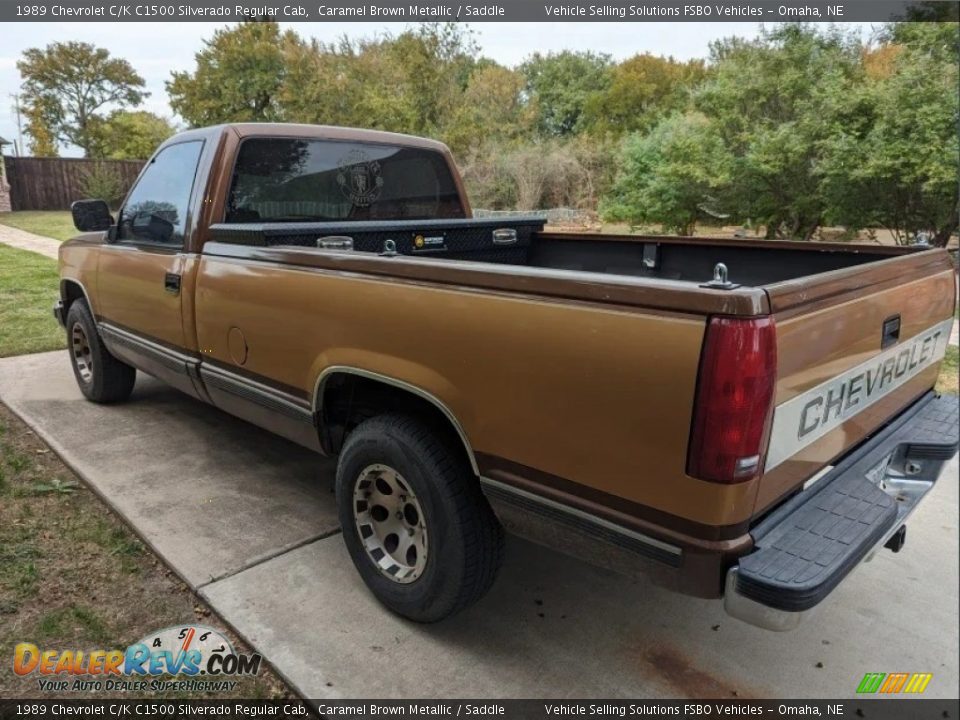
[725,392,958,631]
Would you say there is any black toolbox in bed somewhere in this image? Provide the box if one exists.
[207,217,546,265]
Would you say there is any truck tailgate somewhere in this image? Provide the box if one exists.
[755,250,956,514]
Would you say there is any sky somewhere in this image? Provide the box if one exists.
[0,21,875,156]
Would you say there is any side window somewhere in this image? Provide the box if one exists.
[118,141,203,246]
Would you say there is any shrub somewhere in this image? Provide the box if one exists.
[79,163,125,209]
[460,137,616,212]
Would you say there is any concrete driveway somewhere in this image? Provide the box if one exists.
[1,351,957,699]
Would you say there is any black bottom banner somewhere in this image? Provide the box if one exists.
[1,699,958,720]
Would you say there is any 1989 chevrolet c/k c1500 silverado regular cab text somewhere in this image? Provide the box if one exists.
[55,123,958,629]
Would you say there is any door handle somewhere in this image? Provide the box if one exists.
[881,315,901,349]
[316,235,354,251]
[164,272,181,295]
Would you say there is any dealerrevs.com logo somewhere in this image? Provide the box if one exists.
[13,624,262,693]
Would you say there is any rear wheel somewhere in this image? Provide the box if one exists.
[336,413,504,622]
[65,299,136,403]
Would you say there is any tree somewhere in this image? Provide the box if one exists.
[862,43,902,80]
[88,110,177,160]
[278,23,479,141]
[385,23,479,137]
[520,51,613,137]
[278,36,364,128]
[23,98,58,157]
[693,25,865,238]
[599,23,957,242]
[600,113,731,235]
[443,63,533,155]
[167,19,301,126]
[184,22,478,140]
[819,23,959,245]
[17,41,147,157]
[581,54,706,137]
[886,7,959,64]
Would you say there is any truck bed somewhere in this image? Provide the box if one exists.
[207,217,917,288]
[201,216,955,528]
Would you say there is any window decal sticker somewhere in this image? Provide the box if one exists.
[336,148,384,207]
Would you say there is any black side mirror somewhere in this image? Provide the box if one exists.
[71,199,114,232]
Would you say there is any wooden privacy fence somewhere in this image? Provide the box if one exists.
[2,156,144,211]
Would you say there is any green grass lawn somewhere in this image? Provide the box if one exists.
[0,405,294,699]
[0,244,66,357]
[0,210,77,242]
[937,345,959,396]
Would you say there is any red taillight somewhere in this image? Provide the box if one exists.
[687,316,777,484]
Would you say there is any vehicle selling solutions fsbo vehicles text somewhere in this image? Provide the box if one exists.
[543,4,768,18]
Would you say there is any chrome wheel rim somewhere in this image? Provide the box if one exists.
[353,464,428,584]
[71,322,93,384]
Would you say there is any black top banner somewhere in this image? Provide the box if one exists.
[1,0,958,22]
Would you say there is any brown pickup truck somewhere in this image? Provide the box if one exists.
[56,123,958,629]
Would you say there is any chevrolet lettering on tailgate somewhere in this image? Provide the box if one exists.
[766,319,953,470]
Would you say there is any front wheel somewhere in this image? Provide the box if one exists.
[336,413,504,622]
[65,299,136,403]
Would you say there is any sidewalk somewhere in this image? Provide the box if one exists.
[0,223,61,260]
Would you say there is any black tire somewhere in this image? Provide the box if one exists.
[336,413,504,622]
[65,299,136,404]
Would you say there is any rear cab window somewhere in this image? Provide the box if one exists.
[226,138,465,223]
